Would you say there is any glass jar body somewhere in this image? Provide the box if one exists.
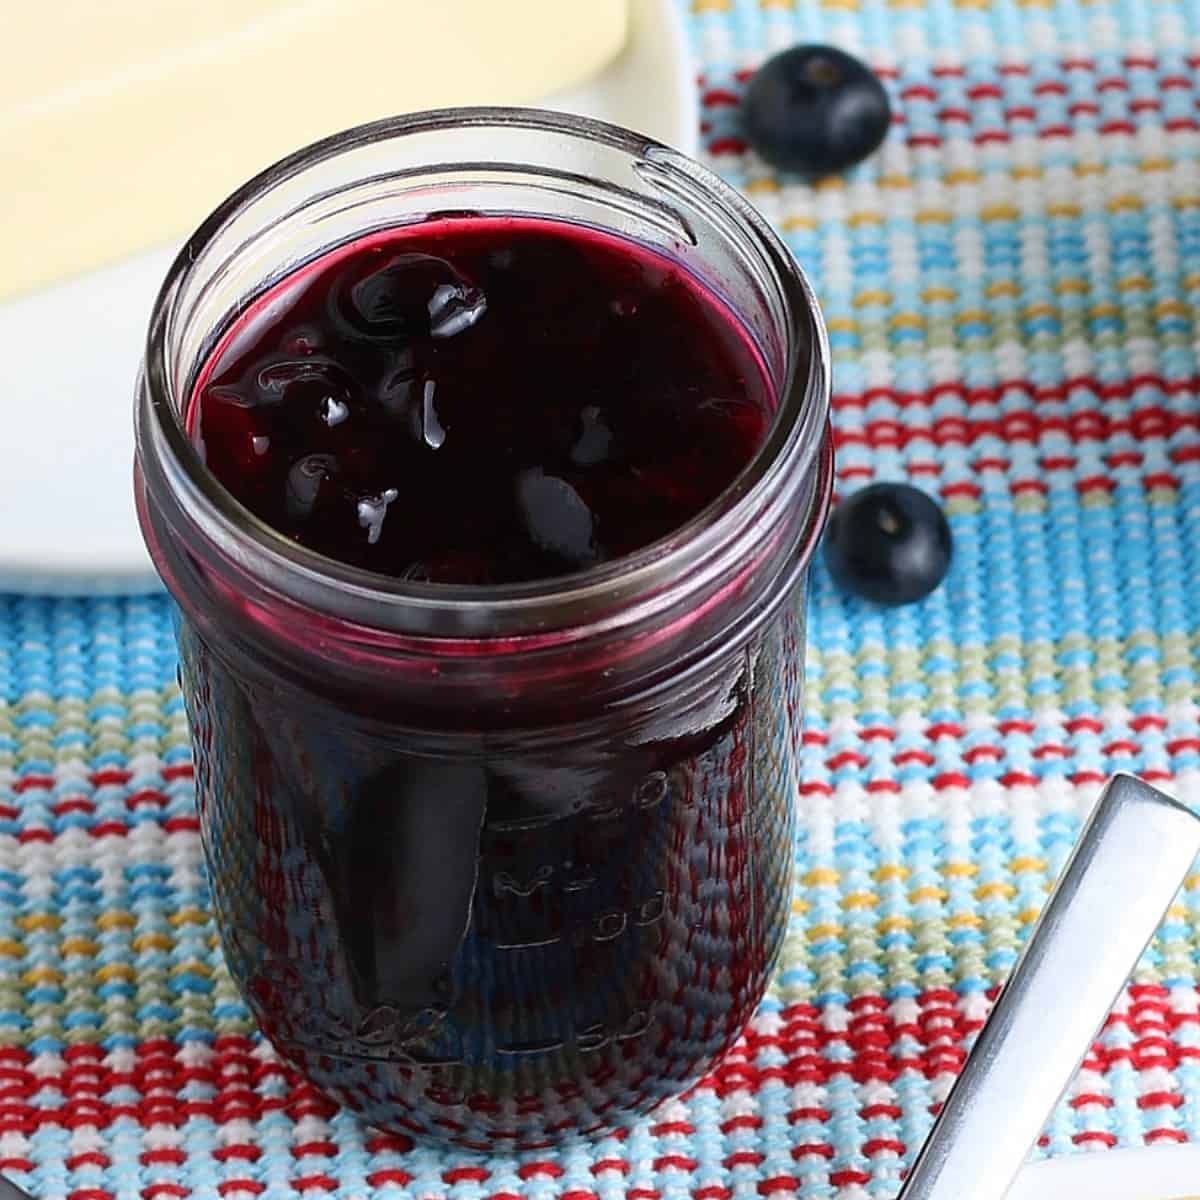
[177,578,807,1146]
[134,109,832,1146]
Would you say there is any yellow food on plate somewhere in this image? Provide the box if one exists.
[1,0,628,300]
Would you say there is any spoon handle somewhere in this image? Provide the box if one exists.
[896,773,1200,1200]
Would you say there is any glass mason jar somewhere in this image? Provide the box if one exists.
[134,109,832,1149]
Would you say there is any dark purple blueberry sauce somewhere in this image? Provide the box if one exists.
[181,216,799,1147]
[189,216,772,583]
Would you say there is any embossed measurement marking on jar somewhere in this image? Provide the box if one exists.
[496,1008,652,1057]
[492,864,555,898]
[484,771,675,951]
[277,1004,466,1068]
[485,770,673,835]
[491,889,665,951]
[577,1008,651,1053]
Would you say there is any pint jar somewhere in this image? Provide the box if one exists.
[134,109,833,1148]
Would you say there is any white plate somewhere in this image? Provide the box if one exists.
[1007,1145,1200,1200]
[0,0,698,595]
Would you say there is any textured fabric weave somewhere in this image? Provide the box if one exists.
[3,0,1200,1195]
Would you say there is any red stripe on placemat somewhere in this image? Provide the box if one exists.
[831,373,1200,412]
[365,1170,411,1188]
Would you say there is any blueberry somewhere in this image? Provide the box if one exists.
[197,387,269,478]
[376,347,420,417]
[285,453,339,522]
[742,44,891,176]
[515,468,598,568]
[334,252,485,342]
[823,482,951,605]
[255,357,350,406]
[427,280,487,339]
[570,405,613,467]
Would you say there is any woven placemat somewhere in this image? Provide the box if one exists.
[2,0,1200,1195]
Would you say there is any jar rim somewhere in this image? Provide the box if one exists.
[138,106,831,639]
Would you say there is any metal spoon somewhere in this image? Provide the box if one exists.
[898,772,1200,1200]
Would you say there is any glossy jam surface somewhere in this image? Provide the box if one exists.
[189,216,771,583]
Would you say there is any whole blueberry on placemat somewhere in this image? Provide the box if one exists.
[742,44,891,176]
[823,482,951,605]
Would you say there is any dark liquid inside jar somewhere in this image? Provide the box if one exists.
[185,609,803,1147]
[178,216,803,1145]
[188,216,771,583]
